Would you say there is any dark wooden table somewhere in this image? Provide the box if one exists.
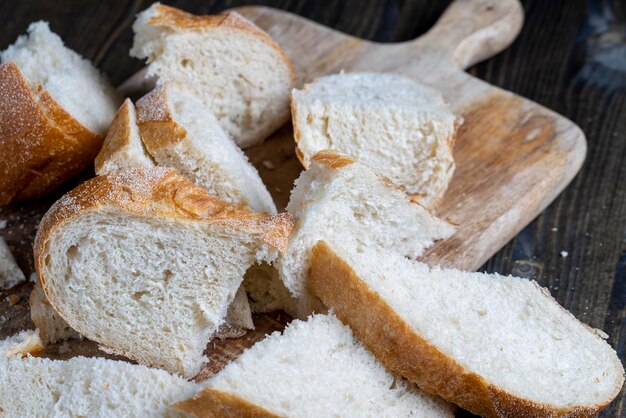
[1,1,624,416]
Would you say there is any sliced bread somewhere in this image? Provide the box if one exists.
[30,281,81,345]
[130,3,296,148]
[33,167,293,378]
[276,150,455,317]
[94,98,155,175]
[0,22,120,204]
[0,355,197,417]
[0,236,26,289]
[0,328,43,358]
[136,82,277,214]
[309,241,625,417]
[292,72,458,208]
[174,313,454,418]
[94,97,254,334]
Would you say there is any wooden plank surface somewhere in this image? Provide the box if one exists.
[0,1,624,417]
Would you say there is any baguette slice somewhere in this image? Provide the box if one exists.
[174,314,454,418]
[94,98,155,175]
[131,3,296,148]
[292,72,458,208]
[0,329,43,359]
[0,356,197,417]
[136,82,277,214]
[0,236,26,289]
[309,241,625,417]
[276,150,455,317]
[0,22,120,204]
[94,97,254,334]
[30,281,81,345]
[34,167,293,378]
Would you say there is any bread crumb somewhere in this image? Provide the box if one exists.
[0,219,6,229]
[560,251,568,258]
[29,272,37,283]
[7,294,20,305]
[551,227,558,232]
[262,160,275,170]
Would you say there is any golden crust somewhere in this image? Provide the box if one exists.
[94,99,146,174]
[0,62,103,205]
[173,387,278,418]
[34,167,293,304]
[147,4,296,86]
[311,149,355,169]
[308,241,616,418]
[135,82,187,153]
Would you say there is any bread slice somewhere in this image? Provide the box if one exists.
[130,3,296,148]
[173,314,454,418]
[94,99,155,175]
[0,236,26,289]
[276,150,455,317]
[309,241,625,417]
[30,281,81,345]
[0,22,120,204]
[34,167,293,378]
[0,328,43,358]
[0,355,197,417]
[93,97,254,335]
[136,82,277,214]
[292,72,458,208]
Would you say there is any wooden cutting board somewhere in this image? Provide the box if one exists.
[0,0,586,380]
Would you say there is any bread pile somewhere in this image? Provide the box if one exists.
[0,3,622,417]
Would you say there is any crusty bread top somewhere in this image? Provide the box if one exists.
[144,4,295,84]
[35,167,293,265]
[94,99,154,175]
[0,62,102,204]
[135,81,188,150]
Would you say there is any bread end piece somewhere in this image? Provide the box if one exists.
[0,62,103,204]
[308,241,623,418]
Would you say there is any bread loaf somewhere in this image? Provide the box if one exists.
[309,241,625,417]
[276,150,454,317]
[136,82,277,214]
[131,3,295,148]
[34,167,293,378]
[174,314,454,418]
[0,22,120,204]
[292,72,458,208]
[0,355,197,417]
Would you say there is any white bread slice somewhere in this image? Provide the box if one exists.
[94,99,155,175]
[93,97,254,334]
[136,82,277,214]
[33,167,293,378]
[94,95,255,335]
[130,3,296,148]
[0,356,197,417]
[0,23,120,204]
[0,329,43,358]
[0,236,26,289]
[292,72,458,208]
[309,241,625,417]
[30,281,81,345]
[276,151,455,317]
[174,314,454,418]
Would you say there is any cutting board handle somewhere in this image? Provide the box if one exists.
[414,0,524,69]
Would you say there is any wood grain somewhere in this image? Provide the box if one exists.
[0,1,624,416]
